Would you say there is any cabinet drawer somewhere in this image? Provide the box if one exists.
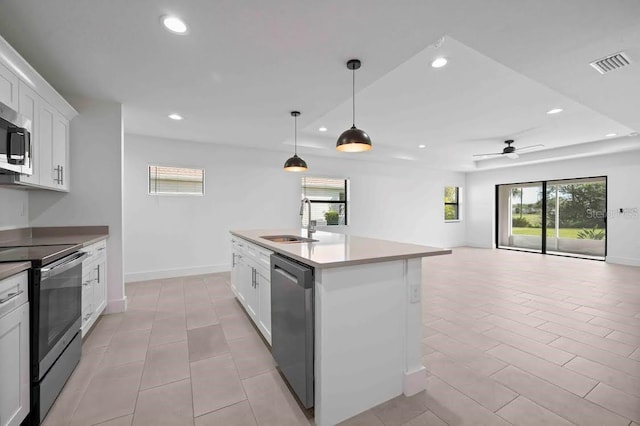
[0,270,28,319]
[256,247,273,270]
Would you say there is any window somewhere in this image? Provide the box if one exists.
[148,165,204,195]
[301,177,348,226]
[444,186,460,221]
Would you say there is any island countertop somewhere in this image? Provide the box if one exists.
[230,228,451,268]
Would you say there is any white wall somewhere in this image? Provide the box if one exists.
[124,134,466,281]
[29,97,126,312]
[466,150,640,266]
[0,188,28,230]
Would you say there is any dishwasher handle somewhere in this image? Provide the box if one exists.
[273,265,297,282]
[270,254,314,289]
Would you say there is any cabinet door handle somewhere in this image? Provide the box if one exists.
[232,253,236,267]
[60,165,64,185]
[0,290,24,304]
[252,268,256,288]
[96,264,100,283]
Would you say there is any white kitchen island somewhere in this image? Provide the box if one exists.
[230,229,451,426]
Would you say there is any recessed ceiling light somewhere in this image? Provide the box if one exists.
[418,144,426,149]
[162,15,188,34]
[318,126,328,132]
[431,57,448,68]
[547,108,563,114]
[168,113,183,120]
[605,133,617,137]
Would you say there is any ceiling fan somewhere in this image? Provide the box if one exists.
[473,140,544,159]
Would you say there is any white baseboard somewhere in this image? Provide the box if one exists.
[105,296,127,314]
[125,263,230,283]
[404,366,427,396]
[465,241,494,249]
[606,256,640,267]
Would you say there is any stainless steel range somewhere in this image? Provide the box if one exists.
[0,245,86,425]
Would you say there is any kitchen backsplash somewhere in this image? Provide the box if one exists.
[0,187,29,230]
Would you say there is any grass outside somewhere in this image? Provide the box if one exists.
[511,227,604,239]
[513,213,543,227]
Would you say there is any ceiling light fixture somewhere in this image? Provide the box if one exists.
[418,144,426,149]
[318,126,328,132]
[284,111,308,172]
[431,57,448,68]
[336,59,372,152]
[168,113,183,120]
[605,133,617,137]
[547,108,563,114]
[162,15,188,34]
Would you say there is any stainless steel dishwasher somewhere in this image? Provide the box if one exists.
[270,253,314,409]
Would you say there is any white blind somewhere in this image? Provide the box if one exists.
[149,166,204,195]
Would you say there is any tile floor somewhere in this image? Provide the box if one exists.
[42,247,640,426]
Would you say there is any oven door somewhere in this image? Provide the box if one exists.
[34,251,87,380]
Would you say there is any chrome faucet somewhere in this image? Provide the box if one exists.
[300,198,316,236]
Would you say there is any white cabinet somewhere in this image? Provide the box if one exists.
[81,240,108,337]
[5,89,70,191]
[0,63,19,110]
[0,271,30,426]
[38,100,69,192]
[11,81,40,186]
[230,237,273,344]
[0,35,76,192]
[256,267,272,342]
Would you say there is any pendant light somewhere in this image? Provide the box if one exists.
[336,59,372,152]
[284,111,308,172]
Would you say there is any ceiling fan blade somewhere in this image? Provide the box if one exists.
[506,152,519,159]
[472,152,502,157]
[516,144,544,152]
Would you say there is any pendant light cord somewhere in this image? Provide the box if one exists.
[294,114,298,155]
[352,66,356,127]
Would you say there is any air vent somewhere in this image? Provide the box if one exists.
[590,51,631,74]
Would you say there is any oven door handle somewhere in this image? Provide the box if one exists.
[40,251,88,279]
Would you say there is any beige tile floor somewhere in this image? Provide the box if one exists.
[42,247,640,426]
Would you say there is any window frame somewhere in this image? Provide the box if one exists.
[444,186,461,222]
[301,176,349,226]
[148,164,206,196]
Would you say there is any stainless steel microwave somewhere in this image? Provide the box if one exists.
[0,100,32,175]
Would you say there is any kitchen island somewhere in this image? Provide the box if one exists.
[230,229,451,426]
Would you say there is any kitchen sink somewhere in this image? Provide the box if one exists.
[260,235,318,243]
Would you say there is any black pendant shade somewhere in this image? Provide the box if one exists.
[336,126,372,152]
[283,153,308,171]
[284,111,308,172]
[336,59,372,153]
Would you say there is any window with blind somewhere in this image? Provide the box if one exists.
[148,166,205,195]
[301,177,348,226]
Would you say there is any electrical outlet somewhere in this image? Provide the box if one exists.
[409,284,420,303]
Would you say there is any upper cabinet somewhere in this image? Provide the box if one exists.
[17,81,39,186]
[0,62,19,110]
[0,35,76,192]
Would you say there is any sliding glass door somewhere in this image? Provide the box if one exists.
[497,177,606,260]
[546,177,606,258]
[497,183,544,252]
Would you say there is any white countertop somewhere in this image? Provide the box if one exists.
[230,228,452,268]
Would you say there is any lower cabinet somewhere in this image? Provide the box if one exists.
[230,237,273,345]
[0,271,30,426]
[81,240,108,337]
